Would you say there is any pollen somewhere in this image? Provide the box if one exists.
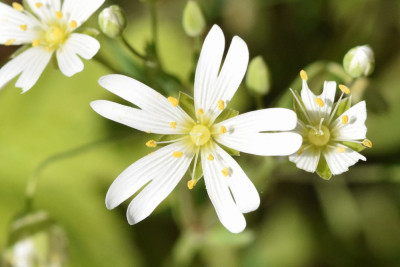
[35,2,42,8]
[220,126,227,134]
[169,121,177,129]
[5,39,16,46]
[221,167,229,177]
[32,39,40,47]
[12,2,24,11]
[197,108,204,115]
[173,151,183,158]
[145,140,157,148]
[342,115,349,124]
[362,139,372,148]
[218,99,225,110]
[339,84,351,95]
[207,154,214,161]
[70,20,77,29]
[19,24,27,31]
[55,11,63,19]
[297,145,305,156]
[300,70,308,81]
[337,147,346,153]
[167,96,179,107]
[187,179,197,190]
[315,97,324,107]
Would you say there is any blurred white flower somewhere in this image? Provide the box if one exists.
[91,25,302,233]
[0,0,105,92]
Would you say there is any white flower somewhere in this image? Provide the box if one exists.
[0,0,105,92]
[91,25,302,233]
[289,70,372,179]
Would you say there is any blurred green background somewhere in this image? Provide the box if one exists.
[1,0,400,266]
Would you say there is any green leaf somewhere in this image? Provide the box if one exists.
[178,92,196,119]
[214,108,239,124]
[334,96,352,118]
[316,155,332,180]
[341,141,366,152]
[218,143,240,156]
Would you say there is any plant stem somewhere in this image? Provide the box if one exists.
[120,36,147,60]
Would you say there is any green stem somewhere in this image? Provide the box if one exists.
[120,35,147,60]
[93,55,122,74]
[255,95,264,109]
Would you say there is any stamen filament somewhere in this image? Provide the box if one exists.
[290,88,312,124]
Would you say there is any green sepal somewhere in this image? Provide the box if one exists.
[334,96,352,118]
[178,92,196,119]
[188,156,203,182]
[341,141,366,152]
[77,27,100,37]
[157,134,183,146]
[291,89,308,123]
[316,155,332,180]
[214,108,239,124]
[218,143,240,157]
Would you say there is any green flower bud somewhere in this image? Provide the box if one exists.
[98,5,127,38]
[182,1,206,37]
[245,56,271,95]
[343,45,375,78]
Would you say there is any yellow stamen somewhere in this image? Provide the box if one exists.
[12,2,24,11]
[221,167,229,177]
[35,2,42,8]
[362,139,372,148]
[315,97,324,107]
[197,108,204,115]
[145,140,157,148]
[173,151,183,158]
[342,115,349,124]
[339,84,351,95]
[218,99,225,110]
[167,96,179,107]
[337,147,346,153]
[32,39,40,47]
[146,130,151,134]
[5,39,16,46]
[300,70,308,80]
[169,121,177,129]
[19,24,27,31]
[207,154,214,161]
[70,20,77,29]
[220,126,227,134]
[55,11,63,19]
[187,179,197,190]
[297,145,305,156]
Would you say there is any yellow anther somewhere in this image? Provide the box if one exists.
[12,2,24,11]
[187,179,197,190]
[55,11,63,19]
[32,39,40,47]
[342,115,349,124]
[220,126,227,134]
[145,140,157,148]
[173,151,183,158]
[207,154,214,161]
[300,70,308,80]
[35,2,43,8]
[337,147,346,153]
[218,99,225,110]
[19,24,27,31]
[5,39,16,46]
[197,108,204,115]
[297,145,305,156]
[315,97,324,107]
[70,20,77,29]
[362,139,372,148]
[339,84,351,95]
[146,130,151,134]
[169,121,177,129]
[221,167,229,177]
[167,96,179,107]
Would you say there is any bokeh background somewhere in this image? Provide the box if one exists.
[1,0,400,266]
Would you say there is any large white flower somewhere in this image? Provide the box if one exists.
[0,0,105,92]
[91,25,302,233]
[289,70,372,179]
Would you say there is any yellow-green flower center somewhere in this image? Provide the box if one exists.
[190,124,210,146]
[45,25,66,46]
[308,124,330,146]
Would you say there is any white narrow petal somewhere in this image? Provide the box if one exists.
[126,142,194,224]
[56,46,83,77]
[25,0,61,21]
[216,132,302,156]
[201,143,246,233]
[323,144,366,175]
[194,25,225,113]
[90,100,190,134]
[289,146,321,173]
[98,74,193,124]
[214,108,297,134]
[62,0,105,27]
[300,80,326,125]
[0,47,52,92]
[319,81,336,118]
[331,101,367,141]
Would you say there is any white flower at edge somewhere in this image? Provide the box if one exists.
[91,25,302,233]
[0,0,105,92]
[289,70,372,178]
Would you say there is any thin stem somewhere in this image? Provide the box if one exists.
[255,96,264,109]
[93,55,122,74]
[120,35,147,60]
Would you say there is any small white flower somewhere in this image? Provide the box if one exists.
[289,70,372,179]
[91,25,302,233]
[0,0,105,92]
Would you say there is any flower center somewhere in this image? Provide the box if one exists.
[190,124,211,146]
[308,124,330,146]
[44,25,67,48]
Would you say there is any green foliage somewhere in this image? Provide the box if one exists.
[316,155,332,180]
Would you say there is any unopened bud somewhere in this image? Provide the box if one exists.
[245,56,271,95]
[343,45,375,78]
[98,5,127,38]
[182,1,206,37]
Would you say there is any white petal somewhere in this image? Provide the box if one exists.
[215,132,302,156]
[98,74,193,124]
[201,143,246,233]
[62,0,105,27]
[90,100,191,134]
[214,108,297,134]
[320,81,336,118]
[323,144,366,175]
[56,46,83,77]
[194,25,225,114]
[0,47,52,92]
[289,146,321,173]
[25,0,61,21]
[125,142,194,224]
[331,101,367,141]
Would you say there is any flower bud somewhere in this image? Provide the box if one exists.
[182,1,206,37]
[245,56,271,95]
[343,45,375,78]
[98,5,127,38]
